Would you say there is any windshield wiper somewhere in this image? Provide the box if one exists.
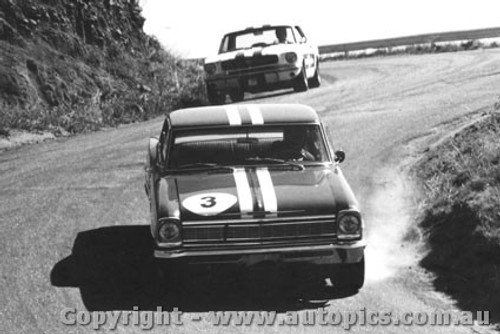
[177,163,234,172]
[244,157,305,170]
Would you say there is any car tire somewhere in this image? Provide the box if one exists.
[308,60,321,88]
[207,85,226,105]
[229,89,244,103]
[332,256,365,291]
[293,63,309,92]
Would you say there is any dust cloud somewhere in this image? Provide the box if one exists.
[363,168,423,283]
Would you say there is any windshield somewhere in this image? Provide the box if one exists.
[168,125,330,170]
[219,26,296,53]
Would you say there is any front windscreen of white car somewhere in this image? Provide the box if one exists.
[220,26,296,53]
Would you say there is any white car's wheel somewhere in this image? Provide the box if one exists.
[229,89,244,103]
[293,63,309,92]
[207,85,226,105]
[308,60,321,88]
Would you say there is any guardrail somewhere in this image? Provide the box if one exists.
[318,27,500,54]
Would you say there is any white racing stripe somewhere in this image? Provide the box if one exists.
[246,105,264,125]
[225,105,242,125]
[256,168,278,214]
[233,168,253,214]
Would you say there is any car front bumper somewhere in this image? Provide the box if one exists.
[154,240,366,266]
[206,64,301,93]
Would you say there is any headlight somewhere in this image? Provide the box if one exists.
[204,63,217,75]
[285,52,297,63]
[337,210,362,240]
[158,219,181,245]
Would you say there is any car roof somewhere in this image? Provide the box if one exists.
[168,104,320,128]
[227,24,292,36]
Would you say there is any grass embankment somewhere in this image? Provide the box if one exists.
[0,0,207,139]
[0,46,206,136]
[0,43,206,135]
[414,101,500,323]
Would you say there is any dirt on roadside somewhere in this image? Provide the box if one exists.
[411,105,500,325]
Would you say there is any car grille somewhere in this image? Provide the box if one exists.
[182,218,336,243]
[221,55,279,71]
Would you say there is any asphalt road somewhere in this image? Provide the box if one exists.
[1,49,500,333]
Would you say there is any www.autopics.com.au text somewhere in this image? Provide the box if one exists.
[60,307,490,330]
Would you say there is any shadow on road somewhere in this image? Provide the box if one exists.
[51,226,358,312]
[242,90,295,102]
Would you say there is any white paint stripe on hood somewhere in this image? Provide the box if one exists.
[233,168,253,214]
[256,168,277,214]
[225,105,242,125]
[247,105,264,125]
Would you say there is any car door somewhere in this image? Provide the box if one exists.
[148,120,171,237]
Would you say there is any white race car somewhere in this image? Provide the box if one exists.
[204,25,321,104]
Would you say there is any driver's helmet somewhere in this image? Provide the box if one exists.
[282,126,307,148]
[275,27,288,43]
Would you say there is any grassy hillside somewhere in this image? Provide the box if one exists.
[413,100,500,324]
[0,0,206,138]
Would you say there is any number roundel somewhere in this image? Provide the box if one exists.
[182,192,237,216]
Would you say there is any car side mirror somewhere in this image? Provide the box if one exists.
[301,36,307,43]
[149,137,159,163]
[334,150,345,163]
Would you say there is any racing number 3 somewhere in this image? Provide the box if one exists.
[200,196,216,208]
[182,193,237,216]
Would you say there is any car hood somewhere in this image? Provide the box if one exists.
[165,166,354,221]
[205,44,296,63]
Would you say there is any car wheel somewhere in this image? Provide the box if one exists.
[293,63,309,92]
[308,60,321,88]
[229,89,244,103]
[332,257,365,291]
[206,85,225,105]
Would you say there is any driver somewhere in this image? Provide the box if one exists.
[272,126,315,161]
[275,27,289,44]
